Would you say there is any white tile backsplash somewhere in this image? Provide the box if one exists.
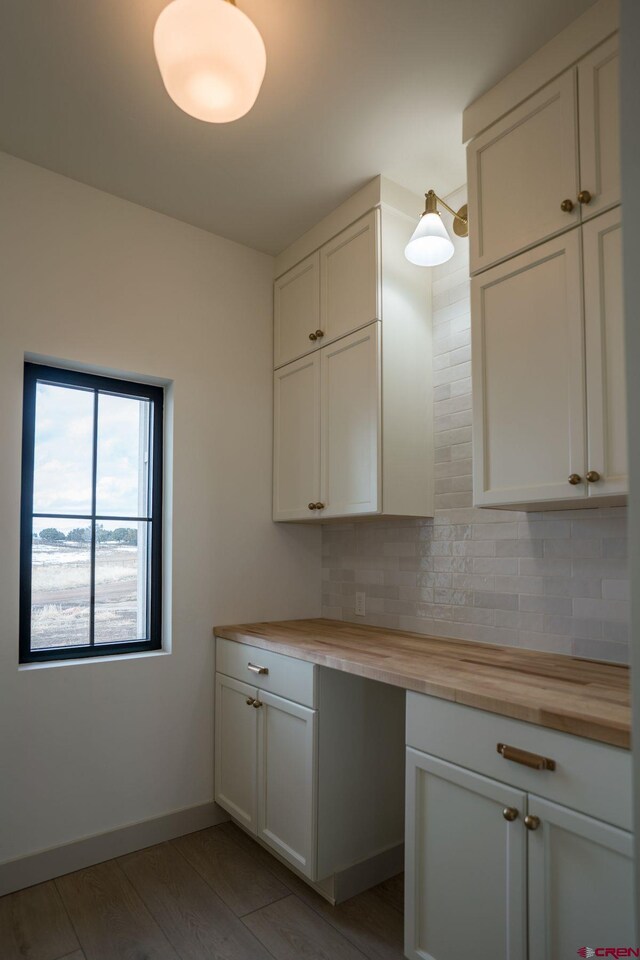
[321,186,629,663]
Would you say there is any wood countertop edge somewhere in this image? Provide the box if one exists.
[213,621,631,750]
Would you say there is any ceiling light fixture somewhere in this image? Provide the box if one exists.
[153,0,266,123]
[405,190,469,267]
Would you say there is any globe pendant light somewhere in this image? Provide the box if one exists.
[405,190,468,267]
[154,0,267,123]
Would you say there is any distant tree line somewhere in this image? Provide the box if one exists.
[36,525,138,545]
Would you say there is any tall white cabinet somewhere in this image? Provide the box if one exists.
[272,178,433,522]
[466,25,626,510]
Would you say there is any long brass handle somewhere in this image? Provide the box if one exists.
[247,662,268,675]
[497,743,556,771]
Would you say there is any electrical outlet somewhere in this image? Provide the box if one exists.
[355,591,366,616]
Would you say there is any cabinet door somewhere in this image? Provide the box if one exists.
[214,674,258,834]
[320,211,380,344]
[528,795,634,960]
[578,35,620,221]
[468,71,579,274]
[273,353,321,521]
[405,749,526,960]
[274,252,320,368]
[584,208,627,497]
[321,323,381,519]
[257,690,317,879]
[472,231,587,508]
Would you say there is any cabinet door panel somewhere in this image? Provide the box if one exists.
[274,253,320,368]
[273,354,321,521]
[321,323,381,518]
[578,35,620,220]
[405,749,526,960]
[320,211,380,344]
[528,796,634,960]
[468,71,579,274]
[584,208,627,496]
[257,690,317,879]
[472,231,587,507]
[214,674,258,833]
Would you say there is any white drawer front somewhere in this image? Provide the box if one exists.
[406,692,631,831]
[215,637,316,708]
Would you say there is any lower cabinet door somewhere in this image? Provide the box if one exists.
[527,795,634,959]
[405,748,527,960]
[257,689,317,878]
[214,674,258,834]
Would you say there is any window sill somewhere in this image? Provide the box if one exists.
[18,649,171,670]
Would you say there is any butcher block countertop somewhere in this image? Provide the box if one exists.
[214,619,631,749]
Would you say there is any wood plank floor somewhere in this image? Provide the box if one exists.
[0,823,405,960]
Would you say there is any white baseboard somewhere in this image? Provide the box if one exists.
[0,801,229,897]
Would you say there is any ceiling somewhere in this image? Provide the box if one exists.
[0,0,596,255]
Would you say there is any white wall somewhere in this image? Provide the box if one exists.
[620,0,640,928]
[0,152,321,865]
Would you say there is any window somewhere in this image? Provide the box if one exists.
[20,363,164,663]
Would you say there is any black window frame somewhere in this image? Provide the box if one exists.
[19,362,164,663]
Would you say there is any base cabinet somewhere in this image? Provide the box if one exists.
[405,693,633,960]
[405,750,526,960]
[214,637,405,891]
[528,796,634,959]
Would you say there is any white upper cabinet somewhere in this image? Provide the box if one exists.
[320,210,380,343]
[274,252,320,368]
[321,324,381,519]
[578,35,620,221]
[468,72,579,274]
[273,353,321,521]
[468,35,621,276]
[472,232,587,508]
[273,185,433,523]
[584,207,627,497]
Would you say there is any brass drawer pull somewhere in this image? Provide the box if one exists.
[253,699,263,708]
[246,697,255,706]
[497,743,556,771]
[247,662,269,675]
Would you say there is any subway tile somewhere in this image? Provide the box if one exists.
[473,591,518,610]
[518,520,571,540]
[571,638,629,664]
[603,537,627,559]
[473,557,519,575]
[543,577,602,599]
[573,598,629,622]
[473,522,520,540]
[602,620,630,643]
[518,557,571,577]
[602,579,629,600]
[519,595,573,615]
[495,539,544,558]
[544,538,602,559]
[518,632,573,655]
[494,575,544,595]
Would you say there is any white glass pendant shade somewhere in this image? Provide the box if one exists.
[154,0,267,123]
[404,211,455,266]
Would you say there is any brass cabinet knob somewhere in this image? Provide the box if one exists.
[315,502,325,510]
[315,329,325,338]
[502,807,519,822]
[308,502,317,510]
[253,700,263,708]
[246,697,255,706]
[578,189,593,205]
[524,815,540,831]
[309,332,318,341]
[560,198,574,212]
[568,474,582,485]
[586,470,601,483]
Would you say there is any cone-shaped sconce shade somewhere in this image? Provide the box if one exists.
[154,0,267,123]
[404,211,455,267]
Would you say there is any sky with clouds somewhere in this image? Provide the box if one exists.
[32,383,150,533]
